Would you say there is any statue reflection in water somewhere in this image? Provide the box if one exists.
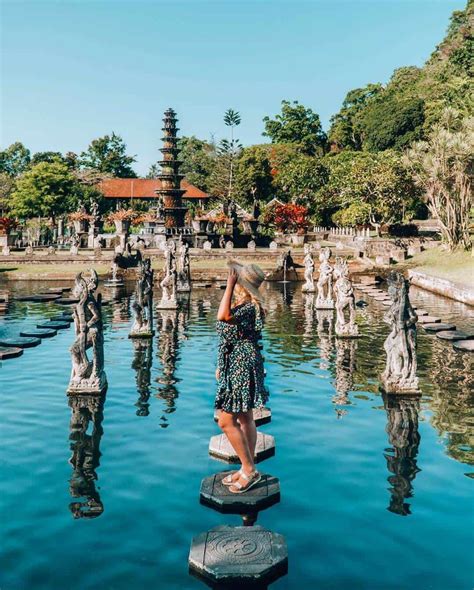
[383,393,421,516]
[155,302,189,427]
[68,394,105,519]
[332,339,357,418]
[315,309,334,370]
[131,339,153,416]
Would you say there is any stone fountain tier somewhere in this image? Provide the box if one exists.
[209,432,275,463]
[200,472,280,514]
[189,525,288,587]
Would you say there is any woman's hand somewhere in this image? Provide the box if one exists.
[227,267,238,288]
[215,368,220,381]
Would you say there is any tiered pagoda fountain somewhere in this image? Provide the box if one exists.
[156,108,191,239]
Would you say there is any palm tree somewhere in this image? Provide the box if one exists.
[219,109,242,199]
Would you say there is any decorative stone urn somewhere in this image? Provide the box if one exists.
[290,233,306,246]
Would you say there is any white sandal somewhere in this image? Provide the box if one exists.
[229,470,262,494]
[221,470,242,487]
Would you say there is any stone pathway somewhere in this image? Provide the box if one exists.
[190,401,287,586]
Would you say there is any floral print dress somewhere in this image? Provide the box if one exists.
[215,302,268,414]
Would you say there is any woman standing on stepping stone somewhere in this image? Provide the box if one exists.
[215,260,268,494]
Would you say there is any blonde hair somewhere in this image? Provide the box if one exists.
[234,284,266,316]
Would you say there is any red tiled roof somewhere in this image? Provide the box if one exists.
[97,178,209,200]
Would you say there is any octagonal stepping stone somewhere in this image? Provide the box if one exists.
[55,298,79,305]
[200,471,280,514]
[414,309,428,316]
[422,323,456,333]
[437,330,473,341]
[50,314,73,323]
[209,432,275,463]
[189,525,287,586]
[214,407,271,426]
[37,321,70,330]
[0,346,23,360]
[418,315,441,324]
[20,328,57,339]
[0,337,41,348]
[382,300,391,306]
[453,340,474,352]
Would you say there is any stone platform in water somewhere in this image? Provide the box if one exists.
[214,407,271,426]
[54,298,79,305]
[200,471,280,514]
[15,294,60,302]
[20,328,57,339]
[418,315,441,324]
[0,346,23,359]
[189,525,287,586]
[0,336,41,348]
[37,321,70,330]
[209,432,275,463]
[437,330,474,341]
[50,314,73,323]
[453,340,474,352]
[423,323,456,333]
[414,308,428,316]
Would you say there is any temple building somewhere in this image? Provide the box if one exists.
[97,178,210,209]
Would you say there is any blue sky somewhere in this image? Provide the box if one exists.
[1,0,465,176]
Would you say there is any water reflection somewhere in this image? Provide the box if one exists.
[67,394,105,519]
[383,394,421,516]
[316,309,334,369]
[131,340,153,417]
[332,339,357,418]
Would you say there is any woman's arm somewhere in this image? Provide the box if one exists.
[217,268,238,321]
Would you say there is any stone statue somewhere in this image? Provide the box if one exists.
[269,241,278,251]
[68,269,107,394]
[252,198,261,221]
[177,241,191,292]
[225,240,234,251]
[130,258,155,337]
[229,200,238,226]
[203,240,212,251]
[91,201,100,226]
[301,244,316,292]
[316,247,334,309]
[68,393,105,519]
[157,240,178,309]
[25,245,34,256]
[333,257,358,337]
[383,393,421,516]
[70,233,80,255]
[380,272,420,394]
[247,239,256,251]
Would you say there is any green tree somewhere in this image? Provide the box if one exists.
[0,173,15,214]
[328,84,383,151]
[321,150,419,228]
[263,100,327,155]
[235,145,274,205]
[0,142,31,176]
[209,109,242,200]
[275,154,329,219]
[9,161,76,221]
[80,132,137,177]
[404,109,473,251]
[31,151,66,166]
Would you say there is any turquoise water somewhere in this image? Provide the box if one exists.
[1,281,473,589]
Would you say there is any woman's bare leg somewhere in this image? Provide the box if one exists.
[238,411,257,459]
[218,411,255,476]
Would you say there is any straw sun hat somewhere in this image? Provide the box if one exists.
[228,259,266,301]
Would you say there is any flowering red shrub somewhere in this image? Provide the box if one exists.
[273,204,309,233]
[0,217,18,233]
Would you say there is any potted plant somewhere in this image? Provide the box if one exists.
[69,210,92,233]
[274,203,309,245]
[106,209,137,234]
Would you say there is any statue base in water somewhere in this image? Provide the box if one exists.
[67,371,108,395]
[379,374,420,395]
[315,298,334,309]
[301,285,316,293]
[156,298,178,310]
[177,282,191,293]
[336,323,359,338]
[129,323,155,339]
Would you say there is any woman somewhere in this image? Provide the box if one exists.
[215,260,268,494]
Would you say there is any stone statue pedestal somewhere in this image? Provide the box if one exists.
[177,280,191,293]
[129,324,155,339]
[67,371,108,396]
[315,298,334,309]
[302,284,316,293]
[156,296,178,310]
[336,323,359,338]
[380,375,420,395]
